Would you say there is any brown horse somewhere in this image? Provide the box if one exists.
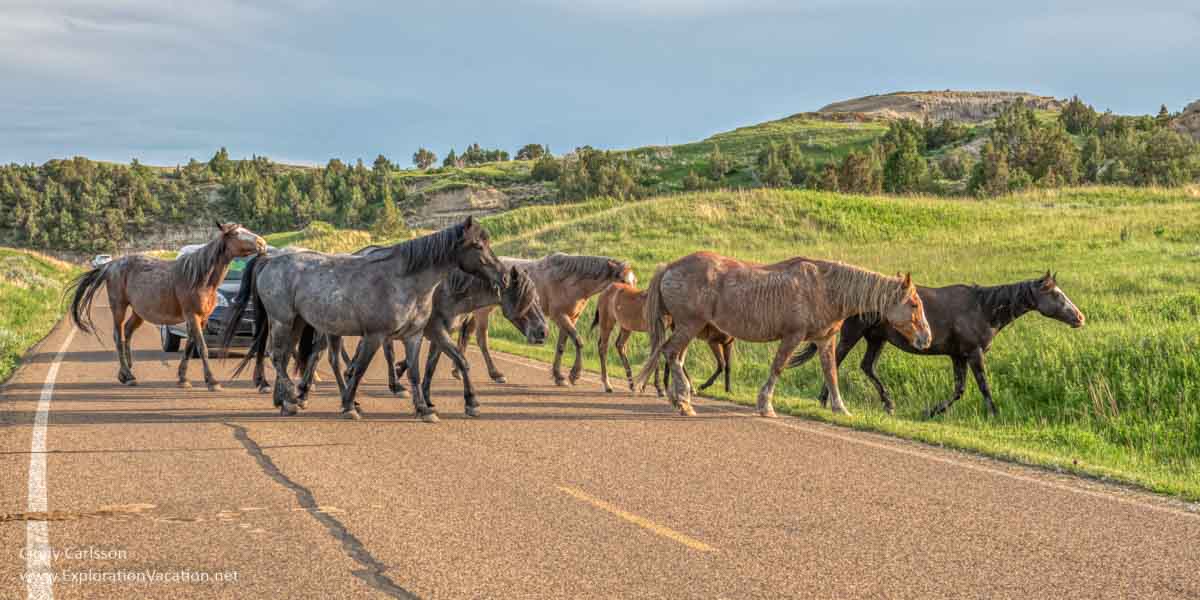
[457,253,634,386]
[68,222,266,390]
[635,252,932,417]
[590,281,735,395]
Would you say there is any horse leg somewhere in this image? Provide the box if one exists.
[180,314,221,391]
[402,335,438,423]
[614,329,637,393]
[450,315,470,381]
[722,340,734,393]
[927,357,968,418]
[697,339,724,392]
[384,339,409,397]
[296,331,328,409]
[757,333,805,418]
[474,315,506,384]
[813,337,851,416]
[968,352,997,417]
[597,322,613,393]
[859,337,893,414]
[177,328,195,389]
[326,335,348,400]
[661,324,703,416]
[431,327,481,417]
[340,334,382,420]
[818,325,860,408]
[269,318,302,415]
[253,329,271,395]
[110,303,134,385]
[551,322,569,386]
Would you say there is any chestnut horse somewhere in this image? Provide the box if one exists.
[457,253,634,386]
[635,252,931,417]
[68,222,266,390]
[787,272,1084,417]
[590,281,735,396]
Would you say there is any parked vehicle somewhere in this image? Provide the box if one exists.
[90,254,112,268]
[159,246,267,354]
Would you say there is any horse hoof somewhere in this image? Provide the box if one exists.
[450,371,462,381]
[554,378,568,387]
[465,406,480,418]
[296,398,308,409]
[758,409,777,418]
[679,404,697,417]
[420,412,440,424]
[491,375,507,384]
[257,384,271,394]
[391,387,409,398]
[207,382,223,392]
[342,409,362,421]
[177,380,192,389]
[832,407,853,417]
[281,401,299,416]
[124,379,138,387]
[603,387,613,394]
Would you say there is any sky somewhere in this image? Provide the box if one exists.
[2,0,1198,166]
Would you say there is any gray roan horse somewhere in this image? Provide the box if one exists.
[457,253,635,386]
[68,222,266,390]
[223,217,506,421]
[300,262,549,414]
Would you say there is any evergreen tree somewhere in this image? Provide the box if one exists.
[412,148,437,169]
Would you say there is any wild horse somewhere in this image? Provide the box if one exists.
[788,272,1084,417]
[636,252,931,417]
[224,217,506,421]
[68,222,266,390]
[310,263,549,413]
[590,281,735,396]
[457,253,634,386]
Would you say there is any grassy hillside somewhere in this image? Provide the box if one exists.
[0,249,80,383]
[475,185,1200,499]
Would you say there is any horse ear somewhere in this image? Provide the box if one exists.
[214,220,225,231]
[1041,270,1055,289]
[510,266,519,280]
[902,272,913,291]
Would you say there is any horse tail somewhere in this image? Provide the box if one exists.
[229,256,269,379]
[786,343,820,369]
[589,305,600,332]
[457,314,476,349]
[296,324,316,374]
[632,265,668,391]
[66,262,111,335]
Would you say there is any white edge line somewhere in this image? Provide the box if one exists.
[488,350,1200,520]
[26,326,76,600]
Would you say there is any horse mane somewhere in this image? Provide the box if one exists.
[542,252,620,282]
[172,232,229,290]
[372,222,467,273]
[814,259,908,316]
[973,279,1038,322]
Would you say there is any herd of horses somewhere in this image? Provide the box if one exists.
[67,218,1085,421]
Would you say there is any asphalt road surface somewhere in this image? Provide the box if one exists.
[2,302,1199,599]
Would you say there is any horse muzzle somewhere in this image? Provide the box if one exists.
[913,330,932,350]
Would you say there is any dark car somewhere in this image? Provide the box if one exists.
[159,255,258,355]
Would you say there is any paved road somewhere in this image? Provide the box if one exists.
[2,304,1199,599]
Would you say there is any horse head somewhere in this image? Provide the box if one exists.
[216,221,267,257]
[456,216,507,289]
[608,260,636,286]
[498,266,548,345]
[1032,271,1085,328]
[884,273,932,350]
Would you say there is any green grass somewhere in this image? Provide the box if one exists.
[0,249,80,383]
[477,185,1200,500]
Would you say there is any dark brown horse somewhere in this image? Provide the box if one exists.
[789,272,1084,417]
[68,222,266,390]
[457,253,634,386]
[635,252,931,417]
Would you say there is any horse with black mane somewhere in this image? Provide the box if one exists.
[68,221,266,390]
[222,217,506,421]
[788,271,1084,417]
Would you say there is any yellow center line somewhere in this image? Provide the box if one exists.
[556,486,716,553]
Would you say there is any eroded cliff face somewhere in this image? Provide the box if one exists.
[818,91,1063,123]
[1170,100,1200,141]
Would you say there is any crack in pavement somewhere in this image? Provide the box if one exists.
[225,422,419,599]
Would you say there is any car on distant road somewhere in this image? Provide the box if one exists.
[90,254,112,268]
[159,244,270,355]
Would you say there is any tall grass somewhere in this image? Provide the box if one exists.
[479,186,1200,499]
[0,249,79,383]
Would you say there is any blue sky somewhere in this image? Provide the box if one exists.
[2,0,1198,166]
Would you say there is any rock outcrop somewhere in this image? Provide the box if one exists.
[818,91,1063,123]
[1170,100,1200,141]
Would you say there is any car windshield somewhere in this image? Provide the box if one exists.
[225,258,248,281]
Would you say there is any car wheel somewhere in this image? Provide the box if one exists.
[161,327,182,352]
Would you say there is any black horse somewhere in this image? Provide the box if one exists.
[789,272,1084,417]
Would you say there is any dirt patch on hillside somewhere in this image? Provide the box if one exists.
[819,90,1063,123]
